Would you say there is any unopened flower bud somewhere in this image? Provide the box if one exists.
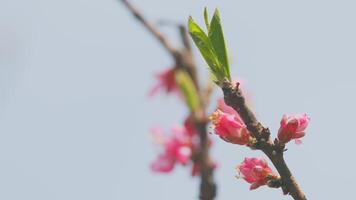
[236,157,278,190]
[278,114,310,144]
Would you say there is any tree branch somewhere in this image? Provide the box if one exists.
[221,80,307,200]
[195,120,216,200]
[120,1,216,199]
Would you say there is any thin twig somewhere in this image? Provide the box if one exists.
[120,0,177,55]
[179,25,192,51]
[221,80,307,200]
[120,1,216,199]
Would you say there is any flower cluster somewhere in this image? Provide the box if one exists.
[209,96,310,190]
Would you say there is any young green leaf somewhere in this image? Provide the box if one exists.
[188,17,225,81]
[208,9,231,81]
[175,70,199,112]
[188,9,232,84]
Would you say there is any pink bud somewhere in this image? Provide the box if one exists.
[148,67,178,97]
[236,158,277,190]
[210,99,251,145]
[277,114,310,144]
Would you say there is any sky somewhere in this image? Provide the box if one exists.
[1,0,355,199]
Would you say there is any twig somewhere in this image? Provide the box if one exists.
[120,1,216,199]
[120,0,177,55]
[221,80,307,200]
[178,25,192,51]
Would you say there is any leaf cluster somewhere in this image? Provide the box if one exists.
[188,8,231,84]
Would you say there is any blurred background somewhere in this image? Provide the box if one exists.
[1,0,355,199]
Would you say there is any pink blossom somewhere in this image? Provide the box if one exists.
[236,157,277,190]
[150,125,193,173]
[210,99,251,145]
[277,114,310,144]
[148,67,178,97]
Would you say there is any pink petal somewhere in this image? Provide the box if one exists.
[151,154,175,173]
[217,98,238,116]
[151,127,167,145]
[176,146,192,164]
[294,139,303,145]
[147,83,161,97]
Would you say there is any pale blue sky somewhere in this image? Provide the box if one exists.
[1,0,355,199]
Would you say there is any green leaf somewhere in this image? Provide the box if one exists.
[208,9,231,81]
[188,17,225,81]
[204,7,210,31]
[175,70,199,112]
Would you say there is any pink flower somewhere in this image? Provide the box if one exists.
[277,114,310,144]
[210,99,251,145]
[236,157,277,190]
[148,67,178,97]
[150,125,193,173]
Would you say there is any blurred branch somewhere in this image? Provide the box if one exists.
[201,77,215,109]
[120,1,216,199]
[156,20,191,51]
[120,0,199,86]
[179,25,192,51]
[120,0,178,55]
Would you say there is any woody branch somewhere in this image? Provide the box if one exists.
[221,80,307,200]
